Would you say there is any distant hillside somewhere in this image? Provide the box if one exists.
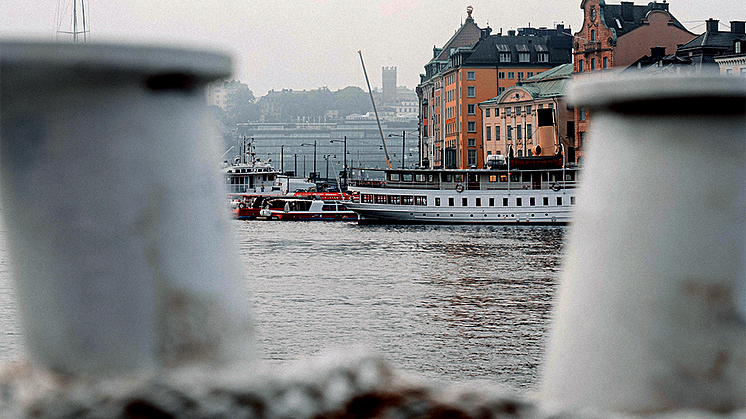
[258,86,373,123]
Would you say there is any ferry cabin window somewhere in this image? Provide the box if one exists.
[402,173,413,182]
[415,196,427,205]
[415,174,425,182]
[322,205,336,211]
[390,173,400,181]
[455,174,464,182]
[488,198,494,206]
[402,196,414,205]
[502,198,509,206]
[500,174,508,182]
[435,197,441,206]
[556,196,563,205]
[462,197,468,206]
[511,173,520,182]
[362,194,374,203]
[571,196,576,205]
[428,174,434,182]
[543,197,549,206]
[375,195,386,204]
[476,198,482,207]
[449,197,455,206]
[443,173,453,182]
[516,198,522,206]
[388,195,400,205]
[489,175,497,182]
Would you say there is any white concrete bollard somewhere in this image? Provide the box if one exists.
[0,41,252,376]
[540,75,746,413]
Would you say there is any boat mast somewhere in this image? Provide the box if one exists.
[56,0,89,42]
[358,50,393,170]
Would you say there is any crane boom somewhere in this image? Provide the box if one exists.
[358,50,393,169]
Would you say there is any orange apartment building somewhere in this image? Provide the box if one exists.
[572,0,695,163]
[417,7,573,169]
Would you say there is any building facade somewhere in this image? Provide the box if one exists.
[478,64,574,161]
[206,80,244,110]
[572,0,694,163]
[417,6,572,169]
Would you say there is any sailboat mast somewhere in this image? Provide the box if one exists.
[57,0,89,43]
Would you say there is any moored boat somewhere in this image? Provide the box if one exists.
[258,198,357,221]
[345,159,578,224]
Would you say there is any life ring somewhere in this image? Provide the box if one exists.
[455,184,464,193]
[551,183,561,192]
[238,203,246,209]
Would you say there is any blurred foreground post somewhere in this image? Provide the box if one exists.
[0,42,252,376]
[541,76,746,413]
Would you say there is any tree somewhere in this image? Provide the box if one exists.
[224,84,260,126]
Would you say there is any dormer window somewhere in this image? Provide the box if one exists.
[736,41,742,54]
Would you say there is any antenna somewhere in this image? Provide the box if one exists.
[56,0,89,42]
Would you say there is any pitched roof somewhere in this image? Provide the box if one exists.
[601,1,688,38]
[479,63,573,106]
[430,17,482,63]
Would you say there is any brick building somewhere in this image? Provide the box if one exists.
[572,0,694,163]
[417,6,572,169]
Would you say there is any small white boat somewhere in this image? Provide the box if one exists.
[258,198,357,221]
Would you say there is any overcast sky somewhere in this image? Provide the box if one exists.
[1,0,741,97]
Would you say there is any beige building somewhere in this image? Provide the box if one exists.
[206,80,244,110]
[478,64,574,161]
[715,37,746,76]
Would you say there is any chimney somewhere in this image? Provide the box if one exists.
[481,27,493,39]
[650,46,666,60]
[706,18,719,33]
[621,2,634,21]
[508,30,516,36]
[731,21,745,34]
[556,23,565,33]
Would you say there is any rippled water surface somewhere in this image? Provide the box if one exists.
[238,221,565,390]
[0,221,565,392]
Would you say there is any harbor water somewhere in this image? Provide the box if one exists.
[0,221,565,392]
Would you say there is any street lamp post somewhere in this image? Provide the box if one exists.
[300,141,317,179]
[330,136,347,190]
[280,145,284,174]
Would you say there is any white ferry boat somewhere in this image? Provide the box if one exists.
[346,156,578,224]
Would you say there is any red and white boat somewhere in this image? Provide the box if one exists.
[258,198,357,221]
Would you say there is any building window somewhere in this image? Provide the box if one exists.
[526,124,532,139]
[485,108,490,117]
[467,121,476,132]
[506,107,511,116]
[580,107,587,121]
[517,72,524,79]
[515,106,521,114]
[467,86,475,97]
[467,104,475,115]
[498,72,505,79]
[603,57,609,69]
[467,71,475,80]
[500,53,512,62]
[508,72,515,79]
[578,59,584,72]
[519,53,530,62]
[507,126,513,140]
[467,150,476,166]
[498,87,506,94]
[496,126,500,141]
[538,53,549,62]
[590,29,596,41]
[527,72,534,77]
[526,105,532,114]
[591,58,596,70]
[485,126,492,141]
[468,138,476,147]
[517,126,522,140]
[580,131,587,148]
